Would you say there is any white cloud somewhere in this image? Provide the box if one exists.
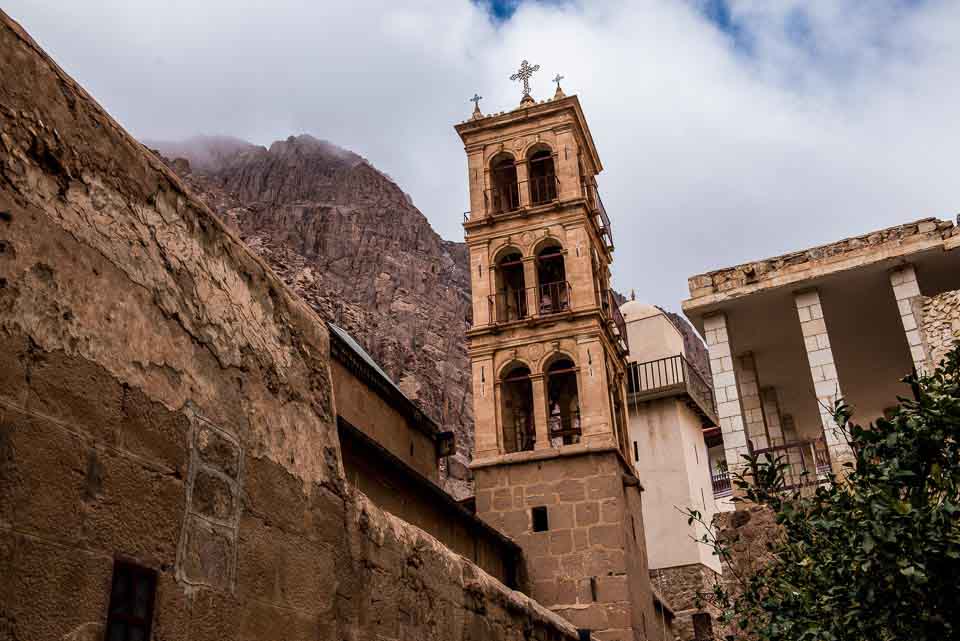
[5,0,959,309]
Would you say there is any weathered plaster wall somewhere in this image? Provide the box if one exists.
[918,289,960,368]
[0,10,582,641]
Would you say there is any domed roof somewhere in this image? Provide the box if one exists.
[620,299,662,322]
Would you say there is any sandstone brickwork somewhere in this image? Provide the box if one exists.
[649,564,721,641]
[687,218,957,302]
[919,289,960,368]
[0,10,582,640]
[474,451,659,640]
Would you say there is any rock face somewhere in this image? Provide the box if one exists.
[0,9,580,641]
[149,135,475,497]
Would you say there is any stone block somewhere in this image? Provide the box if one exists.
[550,530,573,555]
[596,574,628,602]
[589,524,622,549]
[556,478,586,502]
[192,468,237,523]
[551,503,575,530]
[194,421,240,480]
[576,501,600,527]
[600,498,621,524]
[492,487,513,511]
[179,514,236,591]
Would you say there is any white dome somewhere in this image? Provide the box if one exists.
[620,300,661,322]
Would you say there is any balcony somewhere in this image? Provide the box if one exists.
[600,289,629,352]
[582,182,614,250]
[488,184,521,215]
[711,470,732,498]
[530,174,560,207]
[751,437,832,490]
[627,354,717,427]
[488,281,572,324]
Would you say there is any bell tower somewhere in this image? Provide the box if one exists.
[456,71,658,641]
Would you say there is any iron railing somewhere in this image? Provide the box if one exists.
[530,174,559,206]
[711,471,732,497]
[489,282,572,323]
[536,281,571,316]
[583,182,614,247]
[489,183,521,214]
[627,354,717,423]
[751,437,832,490]
[548,410,582,445]
[603,289,629,350]
[489,288,528,323]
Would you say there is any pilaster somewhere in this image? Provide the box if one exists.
[734,353,768,450]
[760,387,785,447]
[794,289,851,465]
[703,313,748,473]
[890,265,930,374]
[516,160,531,209]
[531,374,550,450]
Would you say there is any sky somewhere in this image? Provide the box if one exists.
[5,0,959,311]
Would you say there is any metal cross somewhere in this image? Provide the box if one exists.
[470,93,482,108]
[552,73,564,89]
[510,60,540,99]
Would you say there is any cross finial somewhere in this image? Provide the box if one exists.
[510,59,540,103]
[469,93,483,118]
[552,73,565,98]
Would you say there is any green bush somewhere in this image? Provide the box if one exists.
[688,343,960,640]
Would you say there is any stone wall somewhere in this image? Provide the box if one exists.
[0,10,582,641]
[649,564,721,641]
[918,289,960,368]
[474,450,659,641]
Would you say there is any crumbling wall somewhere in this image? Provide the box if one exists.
[649,564,721,641]
[918,290,960,368]
[0,10,581,641]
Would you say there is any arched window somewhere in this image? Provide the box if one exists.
[493,250,527,322]
[490,153,520,214]
[546,357,580,446]
[501,364,535,453]
[536,242,569,316]
[528,147,557,205]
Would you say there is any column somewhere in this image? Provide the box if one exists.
[703,313,749,473]
[760,387,785,447]
[531,374,551,450]
[890,265,930,374]
[516,160,531,209]
[474,357,499,458]
[794,289,851,465]
[735,353,768,450]
[523,258,538,319]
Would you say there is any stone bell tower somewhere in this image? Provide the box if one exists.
[455,69,659,641]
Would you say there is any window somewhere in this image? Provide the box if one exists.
[589,576,598,601]
[532,506,549,532]
[633,440,639,462]
[105,560,157,641]
[578,630,592,641]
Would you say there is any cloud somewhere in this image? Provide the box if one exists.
[5,0,959,310]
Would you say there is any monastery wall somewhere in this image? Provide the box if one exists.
[918,290,960,368]
[0,10,582,641]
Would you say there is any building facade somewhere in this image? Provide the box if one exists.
[456,89,662,640]
[620,300,724,640]
[683,218,960,487]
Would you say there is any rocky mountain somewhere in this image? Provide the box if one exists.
[150,135,474,497]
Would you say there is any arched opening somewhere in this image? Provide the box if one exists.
[493,250,527,322]
[536,242,569,316]
[490,153,520,214]
[528,147,557,205]
[500,364,535,453]
[546,357,581,446]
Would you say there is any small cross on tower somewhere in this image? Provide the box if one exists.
[552,73,565,98]
[469,93,483,118]
[510,59,540,102]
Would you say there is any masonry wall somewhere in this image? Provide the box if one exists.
[918,289,960,368]
[331,358,439,481]
[0,11,582,641]
[474,451,660,641]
